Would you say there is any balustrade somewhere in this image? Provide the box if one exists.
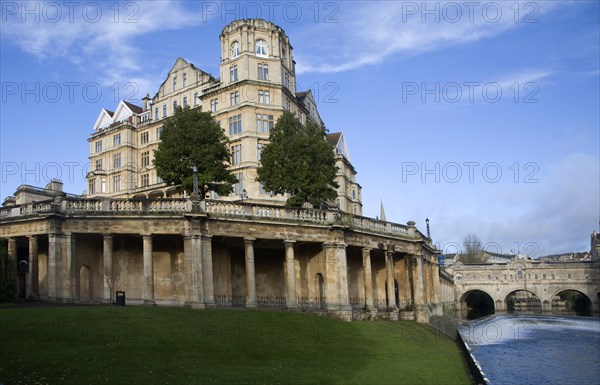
[1,196,419,240]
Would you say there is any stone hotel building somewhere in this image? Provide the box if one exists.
[87,18,362,215]
[1,19,443,322]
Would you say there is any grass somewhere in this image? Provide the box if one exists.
[0,306,471,385]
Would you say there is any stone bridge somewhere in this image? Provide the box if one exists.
[0,197,442,322]
[453,258,600,317]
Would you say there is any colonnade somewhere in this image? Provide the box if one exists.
[6,233,442,320]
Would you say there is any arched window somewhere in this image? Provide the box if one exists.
[231,41,240,58]
[255,39,268,57]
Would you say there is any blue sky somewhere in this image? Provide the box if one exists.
[1,1,598,257]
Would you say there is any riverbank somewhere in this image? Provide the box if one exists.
[0,306,471,385]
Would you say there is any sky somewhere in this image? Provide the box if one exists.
[1,0,598,258]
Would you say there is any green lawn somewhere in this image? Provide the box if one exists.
[0,306,471,385]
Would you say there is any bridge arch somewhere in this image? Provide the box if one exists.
[460,289,495,320]
[550,289,592,316]
[505,289,542,314]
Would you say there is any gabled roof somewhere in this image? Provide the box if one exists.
[153,57,217,100]
[326,132,352,163]
[123,101,143,114]
[326,132,341,146]
[92,109,116,131]
[92,100,142,131]
[296,90,322,125]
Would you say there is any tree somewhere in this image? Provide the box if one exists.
[154,107,237,198]
[257,112,339,207]
[460,233,488,264]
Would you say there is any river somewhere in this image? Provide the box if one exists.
[457,315,600,385]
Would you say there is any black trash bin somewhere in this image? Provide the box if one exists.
[116,291,125,306]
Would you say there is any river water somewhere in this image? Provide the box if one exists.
[457,315,600,385]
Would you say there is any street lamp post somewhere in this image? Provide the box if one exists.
[426,218,431,239]
[192,165,198,195]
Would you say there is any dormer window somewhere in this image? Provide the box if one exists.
[255,39,268,57]
[173,76,177,92]
[182,73,187,87]
[231,41,240,58]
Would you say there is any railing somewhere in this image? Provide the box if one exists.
[298,297,327,310]
[374,298,388,310]
[398,299,414,310]
[371,298,413,310]
[349,297,366,310]
[0,197,418,239]
[257,296,286,308]
[214,295,246,307]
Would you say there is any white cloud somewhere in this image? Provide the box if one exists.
[1,1,209,90]
[295,1,568,74]
[429,152,600,257]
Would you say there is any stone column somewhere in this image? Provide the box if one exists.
[103,234,113,303]
[362,247,374,309]
[412,255,425,305]
[62,234,75,302]
[422,261,431,303]
[183,235,193,304]
[47,234,59,300]
[28,236,39,298]
[337,243,350,310]
[431,258,441,304]
[142,235,155,305]
[412,254,428,323]
[284,240,298,308]
[244,238,257,308]
[323,243,339,310]
[404,257,412,303]
[323,242,350,311]
[202,235,215,308]
[7,238,18,297]
[184,235,203,308]
[385,251,396,308]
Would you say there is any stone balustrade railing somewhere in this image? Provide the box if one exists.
[0,197,417,238]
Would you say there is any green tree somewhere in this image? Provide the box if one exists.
[0,238,17,302]
[257,112,339,207]
[154,107,236,198]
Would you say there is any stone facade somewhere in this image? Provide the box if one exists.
[0,197,441,322]
[85,19,362,215]
[453,258,600,316]
[0,18,443,323]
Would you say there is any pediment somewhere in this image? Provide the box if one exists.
[93,109,114,131]
[112,101,135,122]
